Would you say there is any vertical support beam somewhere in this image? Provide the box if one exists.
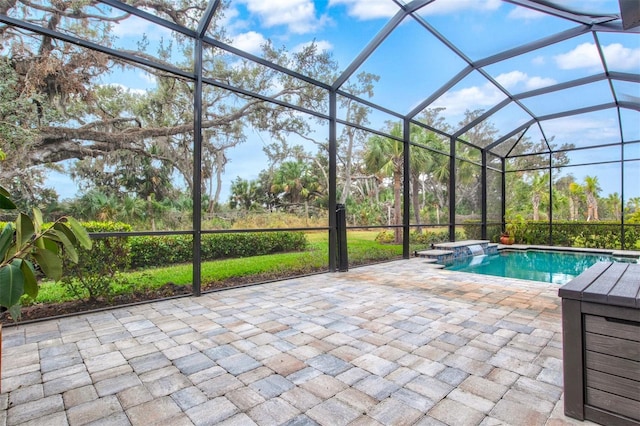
[501,157,506,232]
[328,90,338,271]
[449,137,456,241]
[403,118,411,258]
[481,150,488,240]
[549,153,553,246]
[192,39,203,296]
[621,141,626,250]
[336,203,348,271]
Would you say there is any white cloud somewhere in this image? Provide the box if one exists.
[543,115,618,145]
[432,82,505,116]
[495,71,556,91]
[554,42,602,70]
[231,31,267,55]
[329,0,501,20]
[104,83,147,96]
[293,40,333,54]
[139,72,157,85]
[328,0,399,20]
[525,76,557,90]
[507,5,547,20]
[601,43,640,71]
[433,71,558,116]
[419,0,501,16]
[554,42,640,72]
[495,70,527,89]
[237,0,326,34]
[218,7,246,34]
[111,15,171,41]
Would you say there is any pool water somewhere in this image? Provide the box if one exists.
[444,250,638,284]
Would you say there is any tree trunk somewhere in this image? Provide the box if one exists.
[532,194,540,221]
[569,197,575,221]
[411,176,422,234]
[393,169,402,244]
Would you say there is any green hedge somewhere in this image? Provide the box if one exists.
[409,229,465,245]
[375,229,465,245]
[3,219,309,271]
[462,220,640,250]
[129,231,308,268]
[524,221,640,250]
[461,221,502,242]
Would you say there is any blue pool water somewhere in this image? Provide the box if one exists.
[444,250,638,284]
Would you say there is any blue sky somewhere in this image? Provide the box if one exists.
[53,0,639,201]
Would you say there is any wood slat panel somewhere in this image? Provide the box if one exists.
[559,262,612,299]
[586,350,640,381]
[585,405,640,426]
[582,263,629,304]
[585,333,640,360]
[587,369,640,402]
[587,387,640,421]
[585,314,640,342]
[608,267,640,308]
[583,302,640,323]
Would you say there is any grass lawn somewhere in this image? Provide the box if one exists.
[29,230,429,306]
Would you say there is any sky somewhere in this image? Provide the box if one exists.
[50,0,640,201]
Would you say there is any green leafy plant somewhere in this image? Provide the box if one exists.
[0,185,92,319]
[504,212,526,243]
[62,222,131,302]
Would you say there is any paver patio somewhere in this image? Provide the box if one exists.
[1,258,597,425]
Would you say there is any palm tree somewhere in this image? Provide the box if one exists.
[409,127,438,233]
[605,192,622,221]
[583,176,601,221]
[76,189,118,221]
[568,182,583,221]
[420,137,449,225]
[271,160,321,218]
[364,123,404,243]
[118,195,146,225]
[626,197,640,215]
[530,173,548,221]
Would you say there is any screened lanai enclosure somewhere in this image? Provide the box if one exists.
[0,0,639,301]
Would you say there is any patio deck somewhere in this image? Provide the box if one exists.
[1,258,596,425]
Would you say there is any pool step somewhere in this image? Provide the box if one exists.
[415,249,455,265]
[415,249,454,257]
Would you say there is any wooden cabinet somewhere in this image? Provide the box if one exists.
[559,262,640,426]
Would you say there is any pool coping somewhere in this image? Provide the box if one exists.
[496,244,640,259]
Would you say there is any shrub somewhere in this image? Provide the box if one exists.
[129,231,308,268]
[375,231,394,244]
[410,230,454,245]
[62,222,132,301]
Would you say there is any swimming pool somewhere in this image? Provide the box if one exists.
[444,249,639,284]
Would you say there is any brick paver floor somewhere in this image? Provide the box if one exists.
[1,258,598,425]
